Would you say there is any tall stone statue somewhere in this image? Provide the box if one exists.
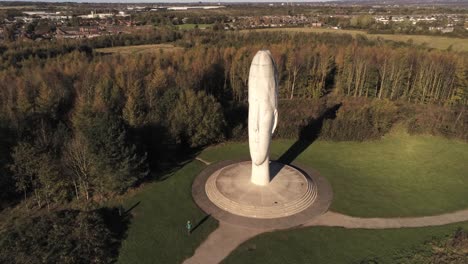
[248,50,278,186]
[194,49,324,223]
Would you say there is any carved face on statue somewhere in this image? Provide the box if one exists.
[248,50,278,186]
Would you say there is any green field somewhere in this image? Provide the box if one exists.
[245,27,468,52]
[117,133,468,263]
[116,161,218,264]
[199,133,468,217]
[95,44,183,55]
[224,221,468,264]
[177,24,212,30]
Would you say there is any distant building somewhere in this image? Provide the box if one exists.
[429,26,444,31]
[166,6,225,11]
[56,27,101,39]
[441,27,454,33]
[311,22,322,28]
[79,11,114,19]
[117,11,130,17]
[23,11,71,20]
[429,26,455,33]
[375,15,440,25]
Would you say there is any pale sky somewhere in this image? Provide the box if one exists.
[1,0,334,2]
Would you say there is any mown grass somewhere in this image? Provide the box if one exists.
[223,221,468,264]
[245,27,468,52]
[95,44,183,55]
[116,133,467,263]
[199,133,468,217]
[116,161,218,264]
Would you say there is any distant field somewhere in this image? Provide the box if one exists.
[95,44,183,55]
[245,27,468,52]
[178,23,212,30]
[0,5,36,9]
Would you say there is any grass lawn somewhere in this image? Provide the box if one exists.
[199,133,468,217]
[115,133,467,263]
[95,44,183,55]
[116,160,218,264]
[223,221,468,264]
[177,24,212,30]
[244,27,468,52]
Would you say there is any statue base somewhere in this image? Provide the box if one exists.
[192,160,332,228]
[204,161,316,219]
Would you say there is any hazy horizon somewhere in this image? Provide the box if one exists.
[0,0,451,3]
[0,0,458,5]
[0,0,352,3]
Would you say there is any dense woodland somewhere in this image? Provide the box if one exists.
[0,207,128,263]
[0,27,467,262]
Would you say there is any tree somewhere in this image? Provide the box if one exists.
[230,48,251,101]
[350,15,375,28]
[9,139,67,209]
[64,134,93,201]
[170,89,225,148]
[286,48,304,99]
[35,152,67,210]
[74,110,148,196]
[92,77,123,113]
[146,66,168,110]
[9,142,36,202]
[123,79,146,127]
[36,81,60,117]
[0,123,15,206]
[0,208,127,264]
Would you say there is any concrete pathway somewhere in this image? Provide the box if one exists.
[183,222,267,264]
[305,209,468,229]
[183,209,468,264]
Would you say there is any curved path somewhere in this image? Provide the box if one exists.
[305,209,468,229]
[183,208,468,264]
[183,222,267,264]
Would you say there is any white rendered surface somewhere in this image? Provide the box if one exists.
[205,161,317,219]
[248,50,278,186]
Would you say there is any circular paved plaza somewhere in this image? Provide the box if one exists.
[192,159,333,229]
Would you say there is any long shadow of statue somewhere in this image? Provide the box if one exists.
[271,102,342,180]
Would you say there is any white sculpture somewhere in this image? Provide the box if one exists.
[248,50,278,186]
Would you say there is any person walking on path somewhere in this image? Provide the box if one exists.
[186,220,192,236]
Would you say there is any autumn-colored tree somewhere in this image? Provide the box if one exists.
[123,79,146,127]
[170,89,225,147]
